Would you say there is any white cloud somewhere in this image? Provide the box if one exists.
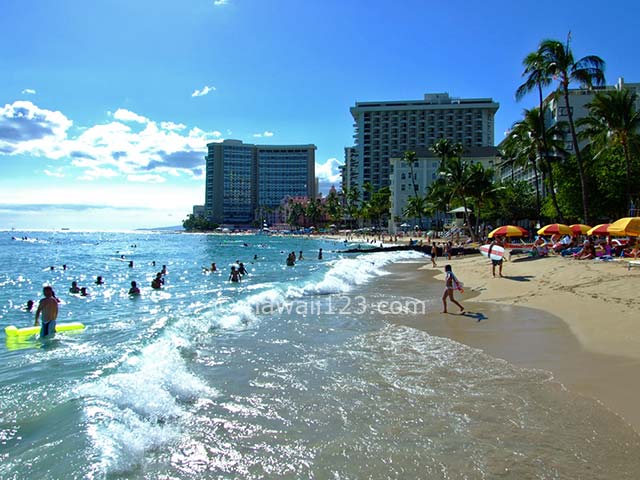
[0,101,72,157]
[316,157,342,183]
[77,167,119,181]
[43,167,64,178]
[253,130,274,138]
[112,108,149,124]
[160,121,186,131]
[127,174,166,183]
[213,0,228,5]
[0,100,224,182]
[191,85,216,97]
[21,88,36,95]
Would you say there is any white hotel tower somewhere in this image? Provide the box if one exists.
[347,93,499,195]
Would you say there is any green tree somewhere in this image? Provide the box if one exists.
[537,36,606,223]
[344,185,361,229]
[325,189,343,226]
[439,151,475,240]
[578,88,640,213]
[182,214,218,232]
[402,150,423,226]
[431,138,463,170]
[305,198,324,228]
[287,200,305,228]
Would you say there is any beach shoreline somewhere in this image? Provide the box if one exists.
[373,255,640,434]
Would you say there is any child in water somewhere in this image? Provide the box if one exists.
[442,265,464,314]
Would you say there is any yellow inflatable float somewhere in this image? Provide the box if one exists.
[4,322,86,337]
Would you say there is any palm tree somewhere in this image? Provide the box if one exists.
[439,152,475,240]
[466,163,497,238]
[516,50,565,222]
[578,88,640,212]
[344,185,361,229]
[431,138,463,171]
[402,150,423,227]
[537,36,606,223]
[426,177,453,231]
[305,198,324,228]
[403,195,430,228]
[501,114,542,223]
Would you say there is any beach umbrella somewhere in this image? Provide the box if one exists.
[569,224,592,236]
[608,217,640,236]
[537,223,572,236]
[586,224,614,236]
[488,225,528,238]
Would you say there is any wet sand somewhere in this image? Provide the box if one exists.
[370,259,640,434]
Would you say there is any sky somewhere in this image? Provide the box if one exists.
[1,0,639,230]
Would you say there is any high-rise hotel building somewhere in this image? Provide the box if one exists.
[203,140,316,225]
[347,93,499,193]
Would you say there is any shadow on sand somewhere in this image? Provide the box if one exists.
[501,275,534,282]
[460,311,488,322]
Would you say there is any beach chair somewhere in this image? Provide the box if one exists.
[628,260,640,271]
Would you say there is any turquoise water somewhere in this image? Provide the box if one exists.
[1,231,639,479]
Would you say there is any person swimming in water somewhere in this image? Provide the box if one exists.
[128,281,141,295]
[95,276,104,285]
[34,286,59,338]
[238,262,248,275]
[151,272,164,289]
[69,281,81,294]
[229,266,241,283]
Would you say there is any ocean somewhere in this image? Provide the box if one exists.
[1,231,639,479]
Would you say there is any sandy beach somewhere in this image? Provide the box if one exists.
[371,251,640,433]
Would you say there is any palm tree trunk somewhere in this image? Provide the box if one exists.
[544,158,563,221]
[623,140,633,215]
[530,158,541,224]
[563,83,590,223]
[538,84,564,222]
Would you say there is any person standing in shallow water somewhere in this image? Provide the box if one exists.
[34,286,59,338]
[318,248,323,260]
[441,265,464,314]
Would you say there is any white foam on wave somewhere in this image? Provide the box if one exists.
[76,335,215,475]
[288,250,423,297]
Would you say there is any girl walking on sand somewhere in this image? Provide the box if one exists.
[442,264,464,314]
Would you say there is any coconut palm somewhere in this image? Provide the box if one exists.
[578,88,640,213]
[439,152,475,240]
[537,37,606,223]
[431,138,463,171]
[500,114,542,223]
[403,195,430,228]
[342,185,361,229]
[402,150,424,227]
[516,50,564,222]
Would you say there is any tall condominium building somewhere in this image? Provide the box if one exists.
[203,140,316,225]
[348,92,499,194]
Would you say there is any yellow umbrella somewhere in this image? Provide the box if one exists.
[569,224,592,236]
[488,225,528,238]
[537,223,572,236]
[608,217,640,236]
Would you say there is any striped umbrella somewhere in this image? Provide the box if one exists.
[569,224,592,236]
[537,223,572,236]
[586,224,615,236]
[488,225,528,238]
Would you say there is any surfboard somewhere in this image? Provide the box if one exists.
[479,244,505,261]
[4,322,86,337]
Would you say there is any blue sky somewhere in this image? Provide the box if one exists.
[1,0,639,230]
